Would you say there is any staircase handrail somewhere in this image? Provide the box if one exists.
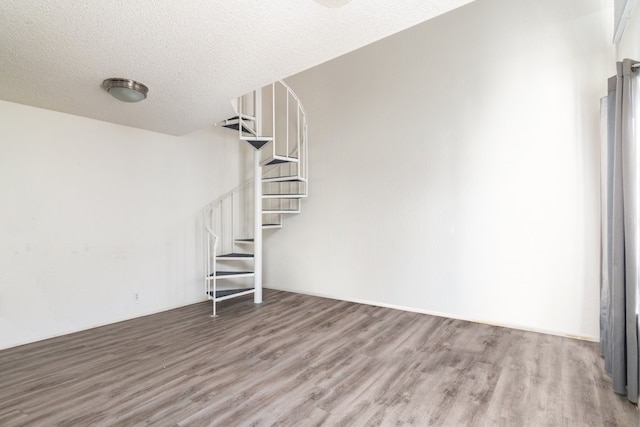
[202,178,252,225]
[278,80,307,121]
[202,177,254,261]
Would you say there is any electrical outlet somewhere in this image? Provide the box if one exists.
[134,293,139,301]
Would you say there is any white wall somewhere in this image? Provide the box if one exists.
[0,100,241,349]
[265,0,614,339]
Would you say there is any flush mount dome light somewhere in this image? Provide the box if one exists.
[102,78,149,102]
[314,0,352,7]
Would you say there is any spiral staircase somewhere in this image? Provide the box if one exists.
[203,81,308,316]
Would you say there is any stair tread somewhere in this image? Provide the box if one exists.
[263,158,298,166]
[222,123,255,134]
[235,238,254,243]
[217,253,254,258]
[241,136,273,141]
[262,175,307,183]
[213,270,254,277]
[226,115,255,121]
[263,209,300,213]
[209,288,254,298]
[244,139,271,150]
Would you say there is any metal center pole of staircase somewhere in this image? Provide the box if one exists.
[253,89,263,304]
[253,149,262,304]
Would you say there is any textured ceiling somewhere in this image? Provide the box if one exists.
[0,0,475,135]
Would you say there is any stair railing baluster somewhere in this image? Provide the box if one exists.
[286,90,289,159]
[297,103,301,178]
[272,82,276,160]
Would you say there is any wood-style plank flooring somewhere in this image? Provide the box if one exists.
[0,289,638,426]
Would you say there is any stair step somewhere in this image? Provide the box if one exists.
[234,238,254,244]
[262,194,306,199]
[262,223,282,229]
[262,176,307,183]
[226,115,256,122]
[241,135,273,141]
[261,156,299,167]
[208,271,255,279]
[217,253,254,260]
[222,123,255,134]
[209,288,254,300]
[262,209,301,214]
[240,136,273,150]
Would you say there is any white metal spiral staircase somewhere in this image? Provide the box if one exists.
[203,81,308,316]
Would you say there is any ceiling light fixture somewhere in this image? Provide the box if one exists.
[102,78,149,103]
[314,0,352,7]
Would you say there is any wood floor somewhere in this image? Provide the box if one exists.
[1,289,638,426]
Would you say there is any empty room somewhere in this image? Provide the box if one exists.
[1,0,639,425]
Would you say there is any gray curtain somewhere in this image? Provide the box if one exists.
[600,58,640,404]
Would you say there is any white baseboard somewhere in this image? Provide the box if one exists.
[265,285,599,343]
[0,297,208,351]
